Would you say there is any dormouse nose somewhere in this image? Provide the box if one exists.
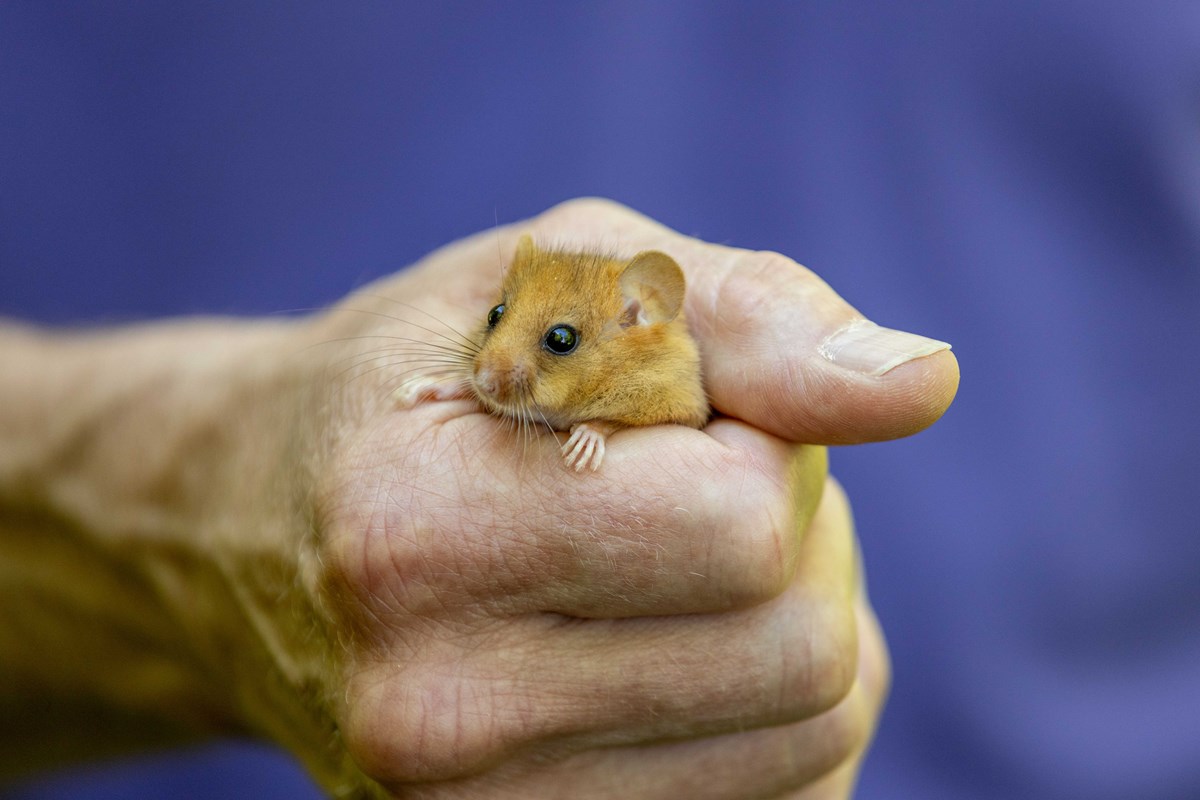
[474,353,533,403]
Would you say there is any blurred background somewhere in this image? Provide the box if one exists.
[2,2,1197,798]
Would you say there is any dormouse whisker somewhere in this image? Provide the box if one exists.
[351,299,482,352]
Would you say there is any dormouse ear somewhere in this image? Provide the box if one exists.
[512,234,537,269]
[618,250,686,327]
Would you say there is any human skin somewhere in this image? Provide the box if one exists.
[0,199,958,798]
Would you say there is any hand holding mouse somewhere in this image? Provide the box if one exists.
[0,199,957,798]
[302,199,956,795]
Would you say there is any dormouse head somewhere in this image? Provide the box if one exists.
[470,234,686,425]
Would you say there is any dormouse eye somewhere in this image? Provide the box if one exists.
[487,303,506,329]
[543,325,579,355]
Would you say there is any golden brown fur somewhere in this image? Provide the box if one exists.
[472,238,709,432]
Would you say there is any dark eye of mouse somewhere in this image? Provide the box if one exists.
[487,303,506,329]
[543,325,579,355]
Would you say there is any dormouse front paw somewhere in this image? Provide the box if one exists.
[393,379,469,409]
[561,421,620,472]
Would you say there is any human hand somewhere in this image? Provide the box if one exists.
[281,199,955,796]
[0,199,955,798]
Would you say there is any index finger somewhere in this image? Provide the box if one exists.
[526,198,960,444]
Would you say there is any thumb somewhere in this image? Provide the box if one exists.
[530,198,959,445]
[683,244,959,444]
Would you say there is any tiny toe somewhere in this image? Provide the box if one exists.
[571,441,590,472]
[562,439,584,469]
[591,440,605,471]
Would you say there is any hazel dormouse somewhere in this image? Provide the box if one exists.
[396,235,709,471]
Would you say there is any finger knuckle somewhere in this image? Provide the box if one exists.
[708,450,803,607]
[782,594,859,716]
[784,693,870,790]
[538,196,637,226]
[733,250,816,294]
[342,662,531,785]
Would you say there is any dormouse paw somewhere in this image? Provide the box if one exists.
[561,421,619,472]
[393,379,469,409]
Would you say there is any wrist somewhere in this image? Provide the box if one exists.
[0,317,345,779]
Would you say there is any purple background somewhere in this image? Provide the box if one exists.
[3,3,1198,799]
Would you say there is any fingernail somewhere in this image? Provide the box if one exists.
[819,319,952,376]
